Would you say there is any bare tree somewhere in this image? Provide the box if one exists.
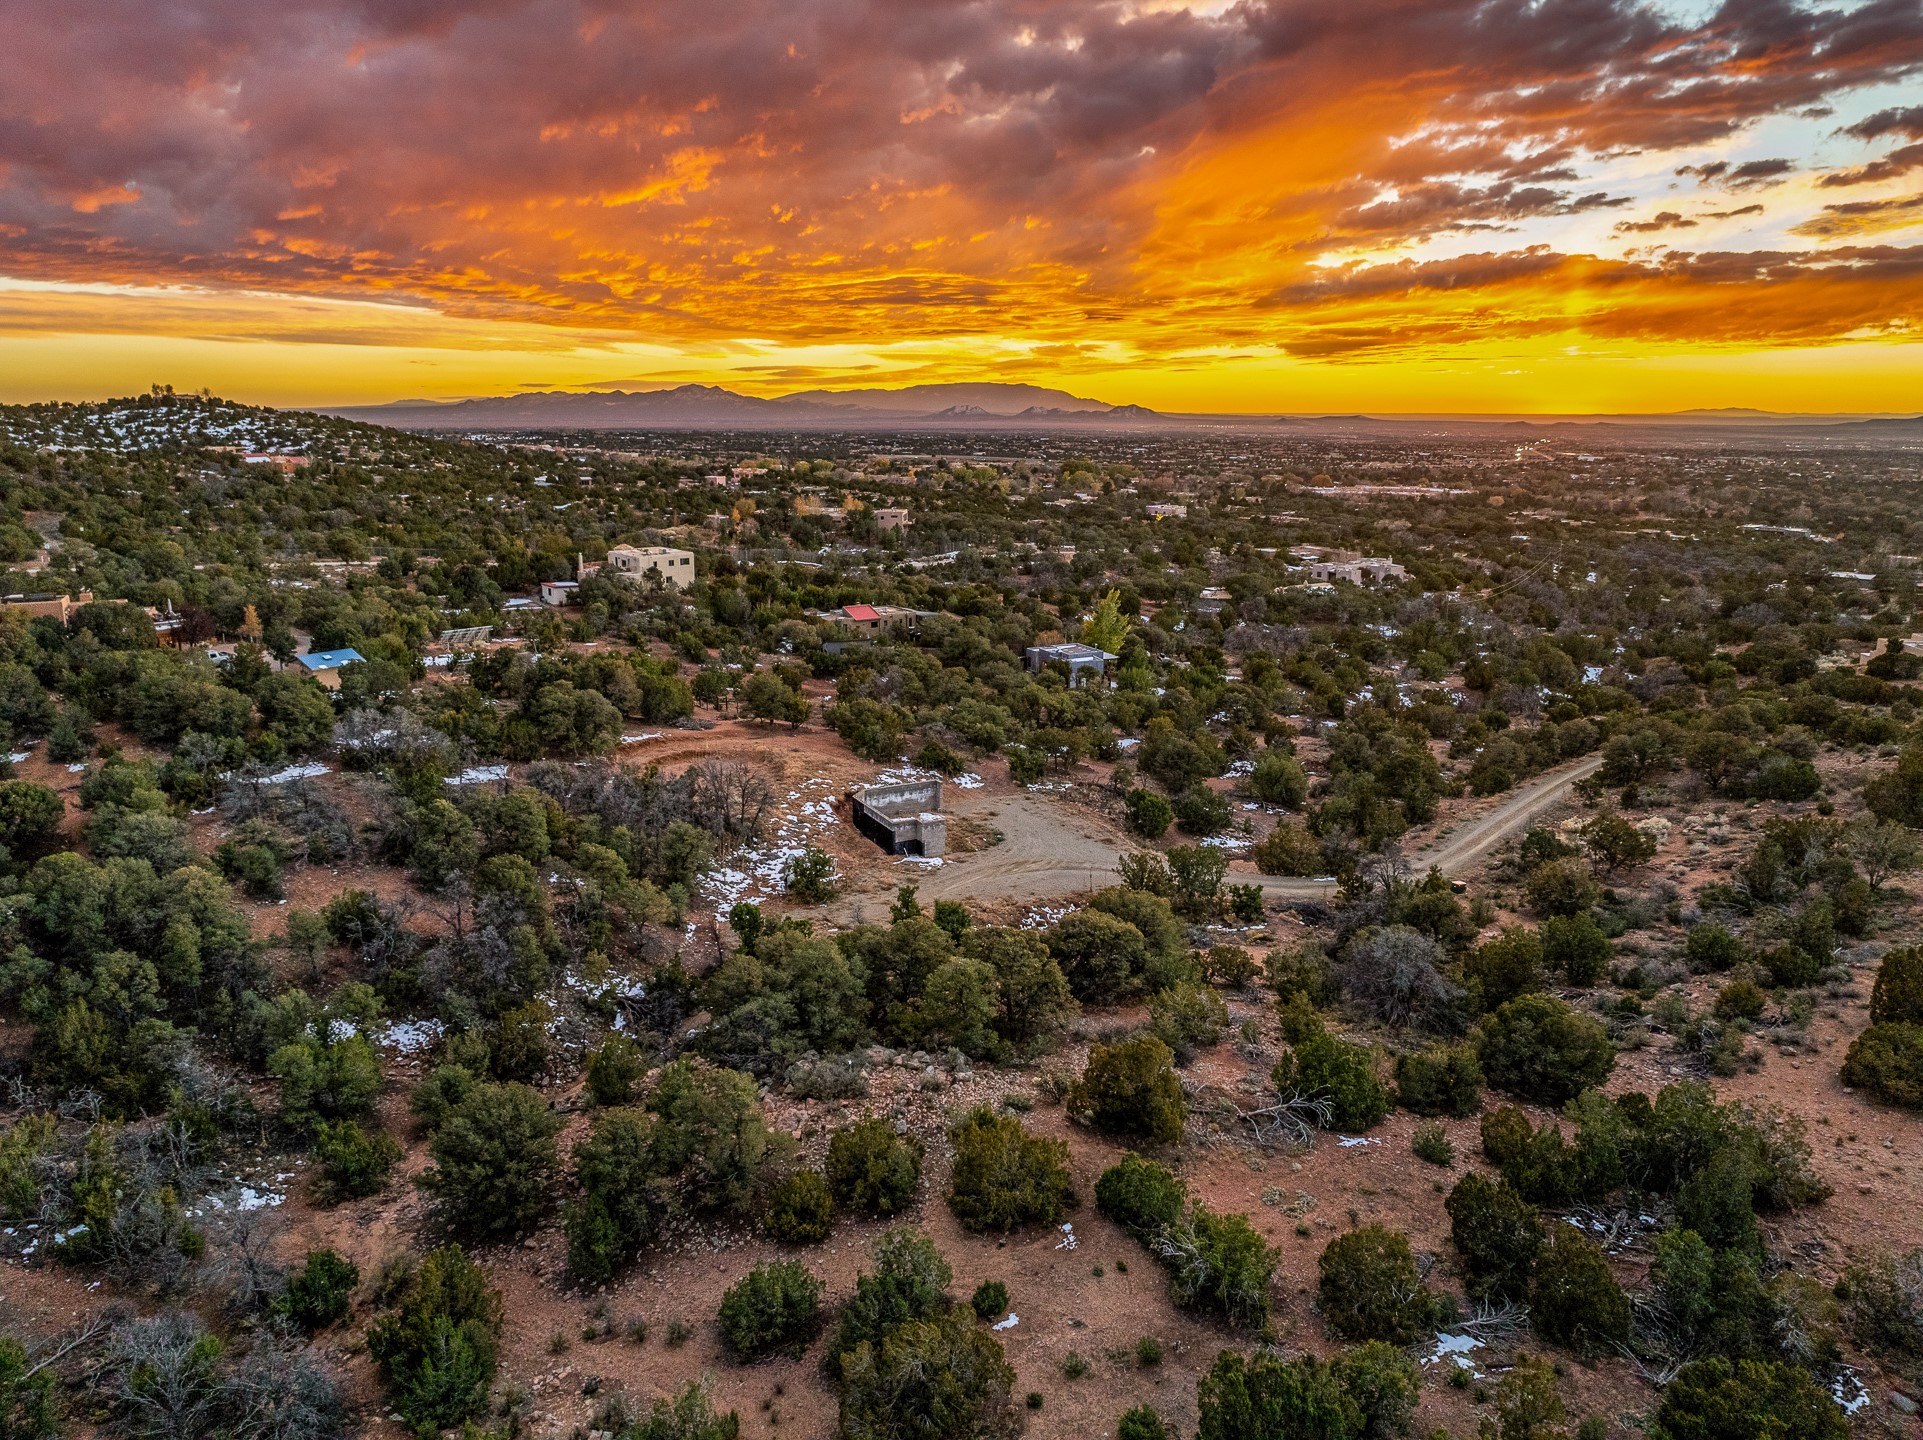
[213,1211,286,1319]
[1338,925,1464,1032]
[101,1314,344,1440]
[691,758,774,847]
[1845,817,1921,893]
[103,1313,225,1440]
[223,1343,345,1440]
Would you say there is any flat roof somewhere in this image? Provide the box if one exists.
[1033,642,1116,660]
[297,648,364,670]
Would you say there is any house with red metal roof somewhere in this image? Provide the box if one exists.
[825,602,924,636]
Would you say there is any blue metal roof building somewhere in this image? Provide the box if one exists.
[296,648,365,671]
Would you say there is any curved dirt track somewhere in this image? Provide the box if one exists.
[848,752,1604,912]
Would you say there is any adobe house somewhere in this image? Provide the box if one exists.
[605,543,696,590]
[1,590,93,623]
[826,603,924,636]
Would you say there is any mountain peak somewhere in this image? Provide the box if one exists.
[775,381,1115,415]
[322,380,1161,429]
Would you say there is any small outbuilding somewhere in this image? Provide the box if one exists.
[291,647,365,690]
[851,778,946,857]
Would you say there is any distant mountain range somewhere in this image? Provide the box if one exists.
[323,382,1166,430]
[776,382,1112,414]
[318,383,1923,437]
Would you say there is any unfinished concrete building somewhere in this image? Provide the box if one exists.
[850,778,946,857]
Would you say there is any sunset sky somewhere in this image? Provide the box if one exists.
[3,0,1922,412]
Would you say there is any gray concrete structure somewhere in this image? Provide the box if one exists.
[851,778,946,857]
[1024,641,1117,686]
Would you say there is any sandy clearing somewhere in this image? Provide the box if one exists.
[839,753,1608,914]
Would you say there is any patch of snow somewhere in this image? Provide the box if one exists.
[699,774,843,907]
[21,1223,89,1259]
[446,765,509,785]
[379,1019,445,1054]
[620,733,664,745]
[1201,835,1250,849]
[67,763,86,773]
[991,1313,1019,1331]
[236,1186,285,1211]
[953,772,984,789]
[6,751,30,763]
[1020,903,1073,931]
[1832,1370,1869,1415]
[260,761,330,784]
[873,765,943,787]
[1425,1333,1483,1373]
[1054,1222,1078,1251]
[1337,1136,1378,1148]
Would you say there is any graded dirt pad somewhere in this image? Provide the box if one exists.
[611,720,871,785]
[836,785,1131,918]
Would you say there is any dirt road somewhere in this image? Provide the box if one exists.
[1414,752,1605,875]
[837,752,1604,913]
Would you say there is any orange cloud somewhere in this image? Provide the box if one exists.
[68,182,141,214]
[1,0,1922,405]
[1793,193,1923,239]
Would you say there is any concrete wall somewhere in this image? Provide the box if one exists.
[858,779,942,817]
[852,780,946,857]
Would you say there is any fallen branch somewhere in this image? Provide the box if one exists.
[1453,1297,1530,1341]
[22,1312,120,1380]
[1567,1204,1647,1252]
[1232,1089,1335,1150]
[1614,1333,1686,1388]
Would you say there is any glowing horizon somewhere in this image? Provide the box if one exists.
[3,0,1922,413]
